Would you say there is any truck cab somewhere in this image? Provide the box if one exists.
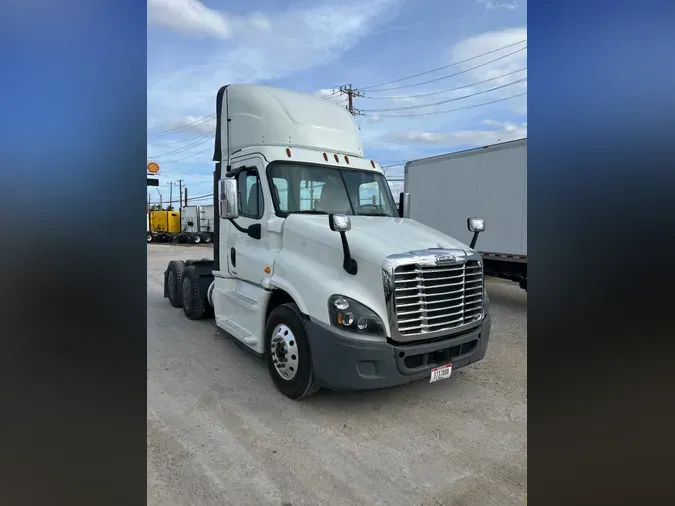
[164,84,491,400]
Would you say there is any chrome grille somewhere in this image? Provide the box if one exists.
[393,260,483,336]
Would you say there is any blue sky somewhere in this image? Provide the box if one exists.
[147,0,527,206]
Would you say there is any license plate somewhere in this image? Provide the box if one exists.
[429,364,452,383]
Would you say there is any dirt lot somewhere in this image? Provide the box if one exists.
[147,244,527,506]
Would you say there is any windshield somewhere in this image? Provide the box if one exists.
[269,162,398,217]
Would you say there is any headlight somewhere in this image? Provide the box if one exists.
[328,295,384,334]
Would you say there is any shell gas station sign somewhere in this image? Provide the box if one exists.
[147,162,160,186]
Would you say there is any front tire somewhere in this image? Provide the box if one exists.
[192,234,201,244]
[147,233,153,243]
[264,303,320,400]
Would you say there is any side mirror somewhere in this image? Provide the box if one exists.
[467,217,485,233]
[328,213,357,275]
[219,178,239,219]
[467,217,485,249]
[329,213,351,232]
[398,192,411,218]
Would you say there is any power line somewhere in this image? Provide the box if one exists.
[364,67,526,100]
[148,193,212,206]
[149,131,216,146]
[360,39,526,91]
[360,78,527,113]
[147,114,216,136]
[364,46,526,93]
[149,132,213,160]
[155,146,213,164]
[364,92,527,118]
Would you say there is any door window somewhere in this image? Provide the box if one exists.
[237,169,264,219]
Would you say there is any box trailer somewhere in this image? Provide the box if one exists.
[181,205,214,243]
[404,138,527,290]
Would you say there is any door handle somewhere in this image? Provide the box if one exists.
[230,247,236,267]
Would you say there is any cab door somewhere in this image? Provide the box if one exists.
[226,156,274,286]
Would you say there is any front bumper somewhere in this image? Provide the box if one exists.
[305,314,492,391]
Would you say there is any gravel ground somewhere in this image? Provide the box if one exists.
[147,244,527,506]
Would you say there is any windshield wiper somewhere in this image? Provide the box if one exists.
[292,210,329,214]
[357,212,392,217]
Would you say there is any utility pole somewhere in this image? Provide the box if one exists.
[175,179,184,212]
[168,181,174,210]
[335,84,364,116]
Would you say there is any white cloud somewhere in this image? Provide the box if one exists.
[148,0,405,122]
[449,26,527,114]
[381,120,527,147]
[148,0,232,39]
[477,0,519,9]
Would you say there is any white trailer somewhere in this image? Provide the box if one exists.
[162,84,493,399]
[404,138,527,290]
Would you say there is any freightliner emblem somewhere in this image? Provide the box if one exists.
[435,255,457,265]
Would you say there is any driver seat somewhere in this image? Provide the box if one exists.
[316,183,351,213]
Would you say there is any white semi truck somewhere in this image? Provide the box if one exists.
[181,204,215,244]
[405,139,527,290]
[163,84,492,399]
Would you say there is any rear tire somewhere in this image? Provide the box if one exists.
[264,303,320,400]
[147,233,153,243]
[166,260,185,308]
[203,233,212,244]
[181,265,207,320]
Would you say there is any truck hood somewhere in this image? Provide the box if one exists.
[283,215,472,266]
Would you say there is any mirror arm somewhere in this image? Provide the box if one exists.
[228,219,261,240]
[228,218,247,233]
[339,232,358,275]
[469,232,480,249]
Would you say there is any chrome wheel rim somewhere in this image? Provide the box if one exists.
[271,324,299,380]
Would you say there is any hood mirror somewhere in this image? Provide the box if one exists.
[328,213,357,275]
[329,213,351,232]
[467,217,485,249]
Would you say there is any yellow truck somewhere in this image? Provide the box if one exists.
[147,210,181,242]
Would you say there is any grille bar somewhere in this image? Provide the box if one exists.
[392,260,484,337]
